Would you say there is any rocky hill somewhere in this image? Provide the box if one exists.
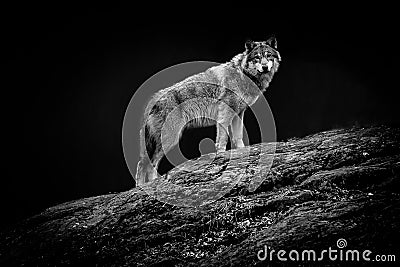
[1,126,399,266]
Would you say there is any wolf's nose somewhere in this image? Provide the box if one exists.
[261,58,268,65]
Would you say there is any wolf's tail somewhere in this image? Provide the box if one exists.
[136,128,148,186]
[135,156,152,186]
[135,126,157,186]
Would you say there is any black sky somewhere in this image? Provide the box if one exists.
[2,4,398,228]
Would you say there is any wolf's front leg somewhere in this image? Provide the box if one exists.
[231,111,245,148]
[215,104,234,153]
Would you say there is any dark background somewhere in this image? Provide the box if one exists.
[2,4,398,228]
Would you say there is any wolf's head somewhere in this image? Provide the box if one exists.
[241,36,281,91]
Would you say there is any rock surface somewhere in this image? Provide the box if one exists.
[1,126,399,266]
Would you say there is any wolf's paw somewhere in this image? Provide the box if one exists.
[233,139,245,149]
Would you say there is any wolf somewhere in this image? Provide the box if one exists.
[135,37,281,186]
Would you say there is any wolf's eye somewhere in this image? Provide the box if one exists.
[252,54,262,62]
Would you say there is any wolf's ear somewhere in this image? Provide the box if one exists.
[245,39,255,51]
[266,36,277,49]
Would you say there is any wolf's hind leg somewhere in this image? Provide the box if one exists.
[149,148,164,181]
[231,111,245,148]
[216,122,229,152]
[148,119,184,181]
